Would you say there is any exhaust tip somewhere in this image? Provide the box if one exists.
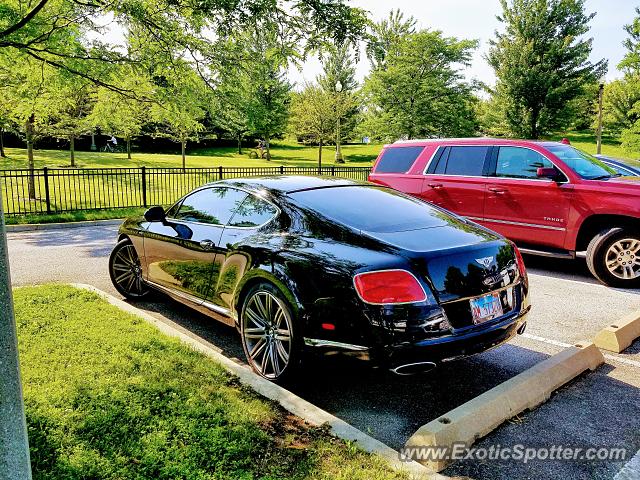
[390,361,437,376]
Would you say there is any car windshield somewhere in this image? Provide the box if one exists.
[545,144,618,180]
[290,185,448,233]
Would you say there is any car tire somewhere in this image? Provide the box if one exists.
[239,282,301,383]
[109,238,150,299]
[586,228,640,288]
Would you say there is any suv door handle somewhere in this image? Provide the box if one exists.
[488,187,507,195]
[200,239,215,250]
[428,183,444,189]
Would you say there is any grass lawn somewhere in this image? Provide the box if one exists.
[1,141,381,170]
[5,207,145,225]
[14,285,407,480]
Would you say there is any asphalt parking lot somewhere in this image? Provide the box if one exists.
[7,223,640,480]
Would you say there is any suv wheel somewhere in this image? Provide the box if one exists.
[239,282,301,382]
[586,228,640,288]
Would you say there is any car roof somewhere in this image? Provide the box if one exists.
[390,138,559,147]
[209,175,370,194]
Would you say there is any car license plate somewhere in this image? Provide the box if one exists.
[470,292,503,324]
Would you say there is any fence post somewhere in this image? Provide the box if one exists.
[218,166,223,180]
[331,166,335,176]
[279,165,284,175]
[43,167,51,215]
[141,166,147,207]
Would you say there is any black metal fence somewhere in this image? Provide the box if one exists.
[0,166,372,216]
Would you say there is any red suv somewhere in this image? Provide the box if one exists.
[369,138,640,288]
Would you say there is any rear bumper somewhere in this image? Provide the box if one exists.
[383,306,530,368]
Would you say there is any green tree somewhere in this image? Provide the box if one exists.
[614,8,640,152]
[362,27,478,141]
[151,68,206,170]
[599,79,640,136]
[0,0,367,99]
[487,0,606,139]
[3,57,58,197]
[91,73,153,159]
[365,9,417,70]
[242,29,292,160]
[45,76,95,166]
[213,70,251,155]
[619,7,640,74]
[318,44,359,161]
[289,83,338,167]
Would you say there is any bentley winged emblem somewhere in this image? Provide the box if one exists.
[475,256,494,268]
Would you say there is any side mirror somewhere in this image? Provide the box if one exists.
[144,206,166,222]
[537,167,559,180]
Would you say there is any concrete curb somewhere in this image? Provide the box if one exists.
[6,219,123,233]
[404,341,604,472]
[594,310,640,353]
[71,283,443,480]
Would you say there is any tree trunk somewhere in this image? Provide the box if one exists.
[26,114,35,200]
[237,134,242,155]
[127,138,131,160]
[0,127,5,158]
[181,139,186,171]
[529,108,540,139]
[265,135,271,161]
[69,137,75,167]
[318,138,323,172]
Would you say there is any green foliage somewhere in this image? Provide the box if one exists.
[619,6,640,74]
[599,78,640,135]
[150,65,207,167]
[90,71,154,159]
[365,9,417,71]
[487,0,606,139]
[317,44,360,144]
[615,9,640,152]
[362,25,478,141]
[289,83,338,162]
[15,285,409,480]
[240,28,292,158]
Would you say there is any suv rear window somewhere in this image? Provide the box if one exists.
[432,146,489,176]
[290,185,446,233]
[374,146,424,173]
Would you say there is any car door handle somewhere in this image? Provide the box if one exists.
[488,187,507,195]
[200,239,215,250]
[428,183,444,189]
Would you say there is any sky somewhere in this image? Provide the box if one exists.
[288,0,638,88]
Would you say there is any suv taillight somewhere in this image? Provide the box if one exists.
[353,269,427,304]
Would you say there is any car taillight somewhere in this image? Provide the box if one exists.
[514,244,527,280]
[353,269,427,304]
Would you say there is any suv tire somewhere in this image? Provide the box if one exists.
[586,228,640,288]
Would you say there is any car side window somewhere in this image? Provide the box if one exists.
[227,194,278,228]
[374,146,425,173]
[496,147,553,179]
[173,187,248,225]
[433,146,489,176]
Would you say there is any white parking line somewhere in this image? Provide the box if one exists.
[614,449,640,480]
[521,333,640,369]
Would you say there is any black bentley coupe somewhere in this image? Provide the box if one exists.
[109,176,530,381]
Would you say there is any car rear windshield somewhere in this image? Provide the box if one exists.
[290,185,447,233]
[374,146,424,173]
